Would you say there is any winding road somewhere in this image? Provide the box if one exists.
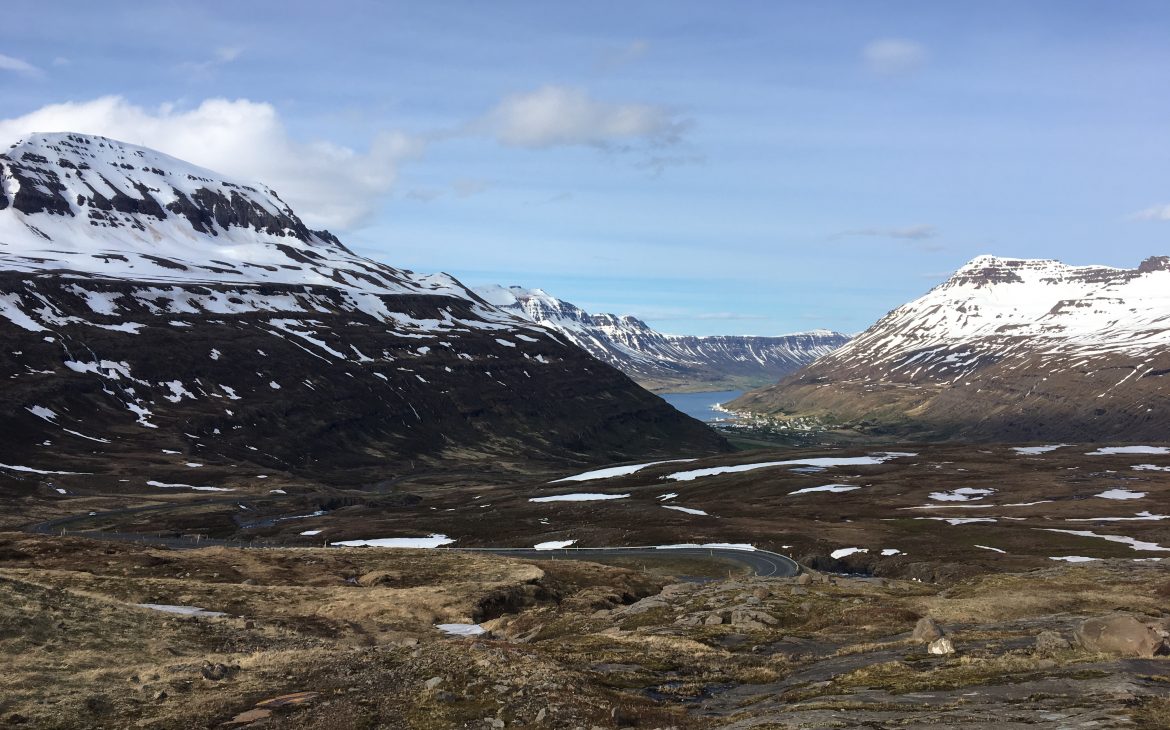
[25,495,801,578]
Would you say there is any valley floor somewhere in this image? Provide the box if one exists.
[5,442,1170,727]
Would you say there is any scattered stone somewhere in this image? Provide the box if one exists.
[790,586,807,596]
[730,608,778,630]
[912,617,945,643]
[1074,614,1168,657]
[703,613,724,626]
[535,708,547,723]
[424,676,443,690]
[615,597,669,616]
[752,587,771,600]
[660,583,700,597]
[153,691,168,702]
[241,578,257,586]
[928,637,956,655]
[795,574,812,585]
[1034,630,1072,655]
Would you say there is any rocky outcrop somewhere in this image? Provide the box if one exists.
[912,617,945,643]
[1074,614,1168,657]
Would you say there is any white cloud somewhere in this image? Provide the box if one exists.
[1132,204,1170,221]
[476,85,688,152]
[862,39,927,75]
[0,96,421,231]
[0,53,41,75]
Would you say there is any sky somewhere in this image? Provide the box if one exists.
[3,1,1170,335]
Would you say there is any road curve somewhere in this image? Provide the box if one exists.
[455,546,800,578]
[26,506,800,578]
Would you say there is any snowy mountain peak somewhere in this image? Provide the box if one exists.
[0,135,727,474]
[473,283,849,390]
[946,255,1124,289]
[0,132,476,299]
[734,254,1170,441]
[841,255,1170,368]
[3,132,326,242]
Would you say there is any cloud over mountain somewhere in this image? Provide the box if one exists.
[0,96,420,231]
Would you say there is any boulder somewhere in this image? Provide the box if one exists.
[730,608,778,630]
[1074,614,1167,657]
[928,637,955,655]
[912,617,945,643]
[795,573,812,585]
[613,597,669,617]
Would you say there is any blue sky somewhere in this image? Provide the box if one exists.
[3,1,1170,335]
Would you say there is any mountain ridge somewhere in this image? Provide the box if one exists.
[0,132,727,489]
[474,284,849,391]
[731,254,1170,441]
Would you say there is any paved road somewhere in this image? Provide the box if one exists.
[26,505,800,578]
[457,546,800,578]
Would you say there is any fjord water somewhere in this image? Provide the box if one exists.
[661,390,744,422]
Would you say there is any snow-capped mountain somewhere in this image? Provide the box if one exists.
[0,133,725,489]
[473,285,848,391]
[732,255,1170,440]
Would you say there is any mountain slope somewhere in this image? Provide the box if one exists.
[0,133,726,490]
[474,285,848,391]
[731,255,1170,441]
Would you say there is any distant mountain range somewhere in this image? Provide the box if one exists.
[0,132,726,490]
[732,255,1170,441]
[473,285,850,392]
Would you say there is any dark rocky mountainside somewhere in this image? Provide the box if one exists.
[0,133,725,490]
[731,255,1170,441]
[474,285,848,391]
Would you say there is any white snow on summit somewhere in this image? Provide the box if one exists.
[473,284,848,385]
[0,133,539,338]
